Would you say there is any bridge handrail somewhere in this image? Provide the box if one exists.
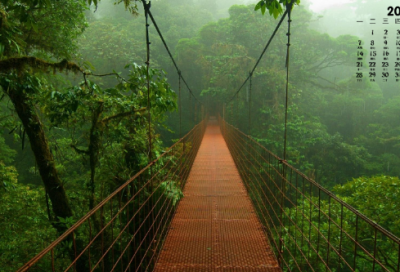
[220,117,400,272]
[223,120,400,244]
[18,119,207,272]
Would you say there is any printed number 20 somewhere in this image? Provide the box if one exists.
[388,6,400,16]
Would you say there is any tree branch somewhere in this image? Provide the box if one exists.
[0,57,84,74]
[70,144,89,155]
[308,52,334,71]
[315,75,342,88]
[377,247,397,271]
[0,114,12,122]
[84,71,128,83]
[101,107,147,123]
[302,79,341,92]
[315,60,347,73]
[86,72,119,77]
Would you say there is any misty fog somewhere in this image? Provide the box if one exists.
[1,0,399,270]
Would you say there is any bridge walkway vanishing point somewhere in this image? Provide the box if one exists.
[154,121,280,271]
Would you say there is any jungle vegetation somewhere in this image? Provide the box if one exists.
[0,0,399,270]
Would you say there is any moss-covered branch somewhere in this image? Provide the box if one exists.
[0,57,84,74]
[70,144,89,155]
[101,107,147,123]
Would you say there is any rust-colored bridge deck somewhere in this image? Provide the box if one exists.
[154,122,280,271]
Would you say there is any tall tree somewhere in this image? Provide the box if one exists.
[0,0,87,232]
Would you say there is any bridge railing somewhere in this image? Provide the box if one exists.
[18,120,207,272]
[220,118,400,272]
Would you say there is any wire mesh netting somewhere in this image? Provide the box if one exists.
[220,117,400,272]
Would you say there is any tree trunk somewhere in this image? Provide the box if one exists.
[88,102,104,210]
[7,86,91,271]
[7,87,73,232]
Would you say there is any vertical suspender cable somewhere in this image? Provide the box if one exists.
[249,72,252,135]
[142,0,155,259]
[231,101,234,124]
[143,0,152,161]
[205,94,207,120]
[179,71,182,139]
[178,71,185,180]
[283,2,293,162]
[280,1,294,268]
[196,95,198,122]
[236,93,239,128]
[189,92,192,126]
[195,101,198,123]
[230,102,233,124]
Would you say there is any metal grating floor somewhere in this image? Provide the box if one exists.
[154,122,280,272]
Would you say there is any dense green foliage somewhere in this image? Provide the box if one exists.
[175,3,399,186]
[0,0,399,270]
[334,175,400,234]
[282,176,400,271]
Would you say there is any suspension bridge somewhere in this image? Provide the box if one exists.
[17,0,400,271]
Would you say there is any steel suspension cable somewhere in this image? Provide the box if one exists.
[227,8,289,103]
[146,9,202,106]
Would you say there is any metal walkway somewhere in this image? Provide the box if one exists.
[154,122,280,271]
